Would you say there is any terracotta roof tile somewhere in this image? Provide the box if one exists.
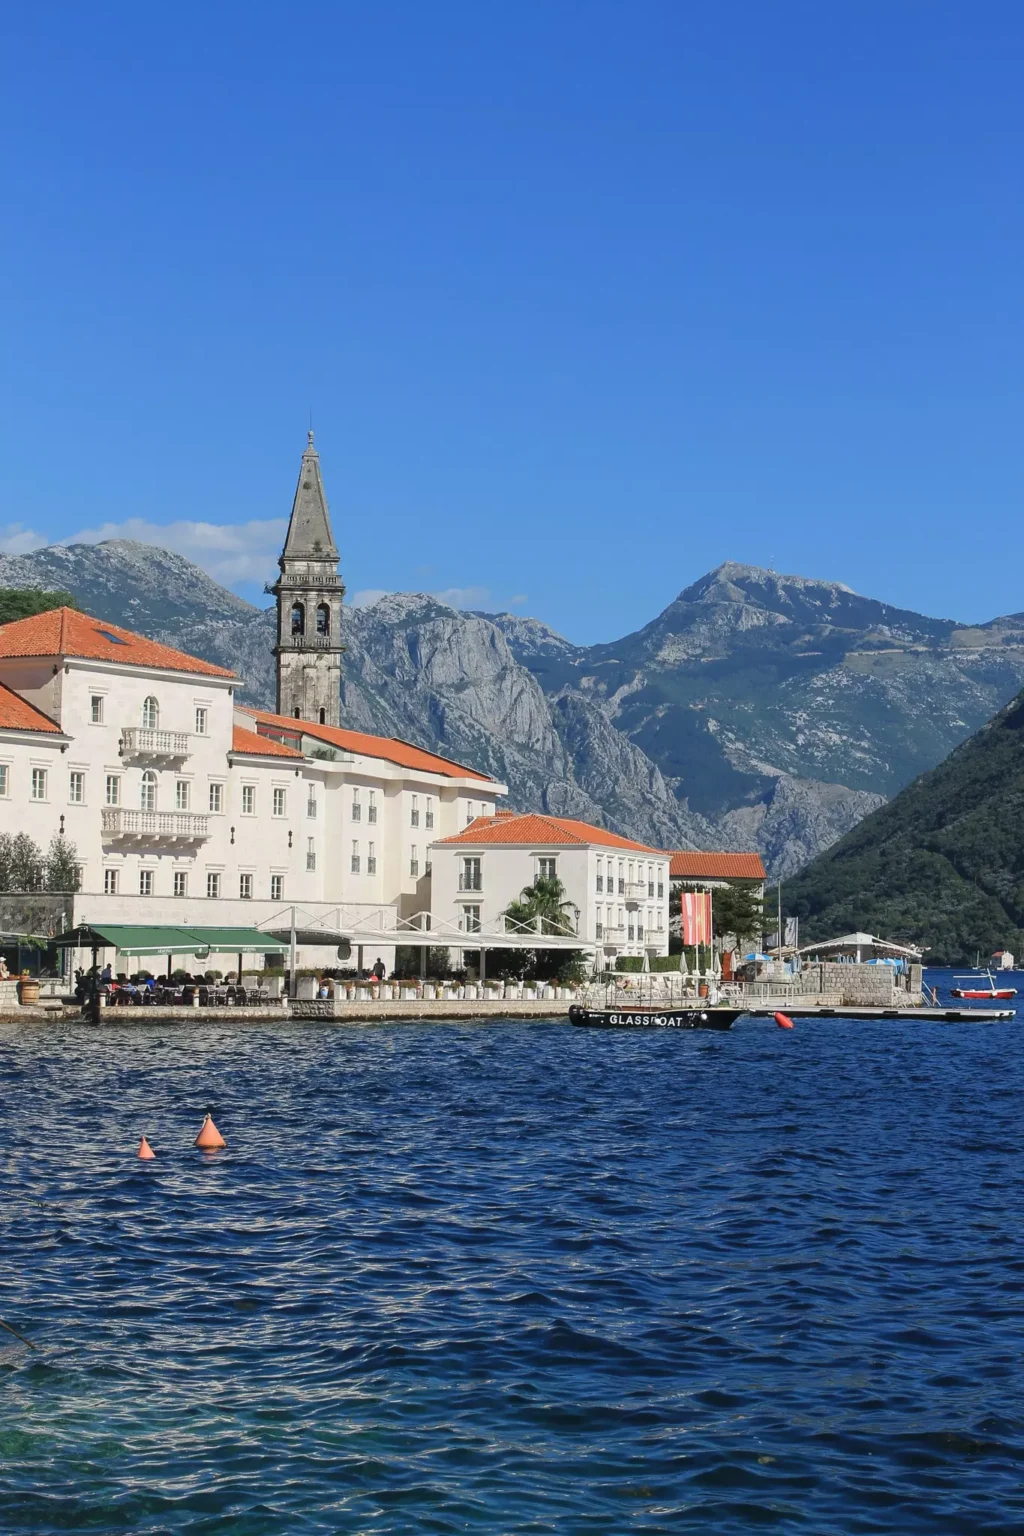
[231,724,303,759]
[241,706,494,782]
[438,812,665,854]
[0,608,236,678]
[668,851,766,880]
[0,682,62,734]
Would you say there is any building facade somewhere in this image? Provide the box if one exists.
[430,811,671,960]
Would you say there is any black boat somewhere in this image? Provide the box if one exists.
[569,1003,740,1030]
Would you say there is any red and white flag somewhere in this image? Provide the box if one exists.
[681,890,712,947]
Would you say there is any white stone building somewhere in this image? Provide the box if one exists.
[430,811,671,961]
[0,434,669,978]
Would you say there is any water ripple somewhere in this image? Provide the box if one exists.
[1,1013,1023,1532]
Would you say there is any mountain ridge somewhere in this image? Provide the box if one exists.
[3,543,1023,877]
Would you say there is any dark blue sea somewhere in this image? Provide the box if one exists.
[2,992,1023,1533]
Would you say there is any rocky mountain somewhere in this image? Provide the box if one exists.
[4,544,1024,879]
[783,685,1024,963]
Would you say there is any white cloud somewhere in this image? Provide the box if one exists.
[64,517,289,586]
[431,585,494,609]
[0,522,49,556]
[348,588,392,608]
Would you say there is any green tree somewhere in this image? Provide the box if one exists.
[711,882,764,947]
[0,832,45,892]
[0,588,75,624]
[44,833,82,893]
[504,875,578,936]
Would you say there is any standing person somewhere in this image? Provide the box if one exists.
[372,957,386,982]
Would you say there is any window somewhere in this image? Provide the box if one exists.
[69,771,85,804]
[31,768,47,801]
[657,878,664,900]
[425,798,434,829]
[460,856,481,892]
[628,920,635,942]
[351,789,361,821]
[461,905,481,934]
[273,787,286,817]
[195,707,208,736]
[596,910,604,939]
[367,841,376,875]
[425,854,432,876]
[306,837,316,872]
[538,857,557,881]
[176,780,190,811]
[638,920,644,942]
[239,873,253,899]
[270,874,284,901]
[208,783,223,813]
[657,909,664,931]
[90,695,104,723]
[648,865,655,898]
[318,708,326,725]
[466,800,475,825]
[368,790,377,824]
[410,794,419,827]
[139,869,154,896]
[351,840,360,874]
[206,872,221,899]
[0,764,7,798]
[618,862,625,895]
[316,602,330,636]
[173,871,188,897]
[306,789,316,818]
[241,784,255,815]
[103,868,118,895]
[142,697,159,729]
[410,846,419,878]
[105,774,121,806]
[290,602,305,636]
[140,770,157,811]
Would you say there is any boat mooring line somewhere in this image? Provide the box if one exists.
[0,1316,37,1350]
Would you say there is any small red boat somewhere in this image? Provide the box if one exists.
[950,970,1017,1000]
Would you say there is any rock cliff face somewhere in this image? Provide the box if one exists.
[5,543,1023,878]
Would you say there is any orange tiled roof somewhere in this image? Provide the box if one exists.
[668,851,767,880]
[0,681,62,734]
[439,812,665,854]
[0,608,236,678]
[241,706,494,782]
[231,724,303,759]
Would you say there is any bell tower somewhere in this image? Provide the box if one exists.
[272,431,345,726]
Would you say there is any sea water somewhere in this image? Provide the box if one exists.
[1,1009,1022,1534]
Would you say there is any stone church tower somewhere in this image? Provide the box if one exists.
[272,431,345,726]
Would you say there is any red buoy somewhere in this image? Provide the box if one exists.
[194,1113,226,1149]
[137,1135,156,1160]
[774,1012,794,1030]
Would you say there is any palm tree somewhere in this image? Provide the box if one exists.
[504,875,578,936]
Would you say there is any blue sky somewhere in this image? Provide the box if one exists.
[0,2,1020,640]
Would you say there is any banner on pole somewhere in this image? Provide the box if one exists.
[681,890,712,948]
[784,916,799,949]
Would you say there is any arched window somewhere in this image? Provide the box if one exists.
[316,603,330,636]
[290,602,305,636]
[142,696,159,729]
[140,770,157,812]
[319,707,326,724]
[294,708,301,719]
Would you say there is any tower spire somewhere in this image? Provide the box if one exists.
[271,433,345,727]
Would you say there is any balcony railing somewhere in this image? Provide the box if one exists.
[120,728,190,759]
[102,808,210,842]
[624,881,649,906]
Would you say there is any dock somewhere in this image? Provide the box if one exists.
[743,1004,1015,1022]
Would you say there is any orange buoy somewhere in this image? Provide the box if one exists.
[194,1113,226,1150]
[137,1135,156,1160]
[774,1012,795,1030]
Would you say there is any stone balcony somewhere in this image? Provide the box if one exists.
[101,808,210,844]
[623,881,650,907]
[119,727,191,761]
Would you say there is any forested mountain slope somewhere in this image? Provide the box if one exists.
[784,688,1024,962]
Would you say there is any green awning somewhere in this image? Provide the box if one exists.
[51,924,288,954]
